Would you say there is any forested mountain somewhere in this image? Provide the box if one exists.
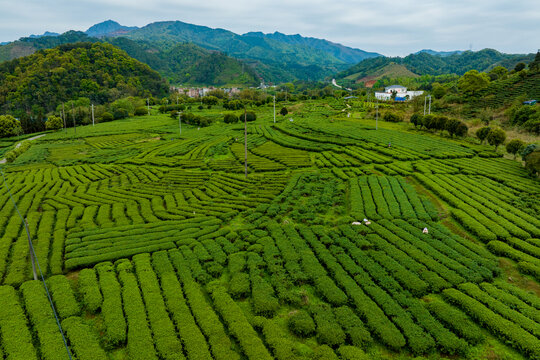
[120,21,381,81]
[0,42,169,120]
[0,32,258,86]
[336,49,536,83]
[107,38,259,86]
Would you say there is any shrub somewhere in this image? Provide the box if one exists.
[224,113,238,124]
[0,114,22,137]
[113,108,129,120]
[410,113,423,127]
[288,310,316,337]
[77,268,102,313]
[47,275,81,319]
[100,112,114,122]
[486,128,506,149]
[0,286,38,359]
[96,263,126,347]
[280,107,288,116]
[383,112,402,122]
[62,317,108,360]
[20,280,67,360]
[310,305,346,347]
[45,115,63,130]
[239,111,257,122]
[476,126,491,143]
[506,139,525,158]
[134,106,147,116]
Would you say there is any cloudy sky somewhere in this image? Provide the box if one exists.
[0,0,538,56]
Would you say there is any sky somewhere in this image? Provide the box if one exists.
[0,0,538,56]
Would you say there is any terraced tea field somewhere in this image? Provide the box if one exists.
[0,101,539,360]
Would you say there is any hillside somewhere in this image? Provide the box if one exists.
[337,49,536,83]
[344,62,418,87]
[108,38,259,86]
[0,32,259,86]
[0,42,168,118]
[114,20,380,81]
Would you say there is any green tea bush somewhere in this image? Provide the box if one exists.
[288,310,316,337]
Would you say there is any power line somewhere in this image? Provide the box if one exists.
[0,168,73,360]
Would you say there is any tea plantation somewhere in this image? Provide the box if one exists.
[0,99,539,360]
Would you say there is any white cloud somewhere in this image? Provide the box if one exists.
[0,0,538,55]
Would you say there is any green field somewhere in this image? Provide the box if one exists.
[0,99,539,360]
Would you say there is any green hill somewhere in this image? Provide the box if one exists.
[0,33,259,87]
[107,38,259,86]
[119,21,380,82]
[0,42,169,118]
[336,49,536,84]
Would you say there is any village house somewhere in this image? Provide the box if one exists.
[375,85,424,101]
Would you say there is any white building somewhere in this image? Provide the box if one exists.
[375,85,424,101]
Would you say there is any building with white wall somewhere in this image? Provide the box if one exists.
[375,85,424,101]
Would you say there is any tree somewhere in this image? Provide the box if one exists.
[45,115,63,131]
[0,115,23,138]
[514,62,526,72]
[223,113,238,124]
[244,111,256,122]
[432,83,446,99]
[454,122,468,137]
[101,112,113,122]
[524,149,540,177]
[383,112,402,123]
[486,128,506,149]
[506,139,525,159]
[134,107,147,116]
[422,114,436,130]
[280,107,288,116]
[444,118,460,135]
[476,126,491,144]
[202,96,219,106]
[458,70,490,95]
[488,66,508,81]
[410,113,423,127]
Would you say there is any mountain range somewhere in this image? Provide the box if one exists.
[335,49,536,86]
[0,20,381,83]
[0,20,536,86]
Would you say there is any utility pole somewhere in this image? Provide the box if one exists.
[244,108,248,179]
[273,95,276,124]
[147,98,150,115]
[24,219,37,281]
[376,98,379,130]
[428,95,432,115]
[62,103,66,133]
[176,96,179,105]
[424,96,427,115]
[91,104,95,126]
[71,103,76,135]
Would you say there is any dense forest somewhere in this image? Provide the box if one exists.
[0,42,169,127]
[107,38,259,86]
